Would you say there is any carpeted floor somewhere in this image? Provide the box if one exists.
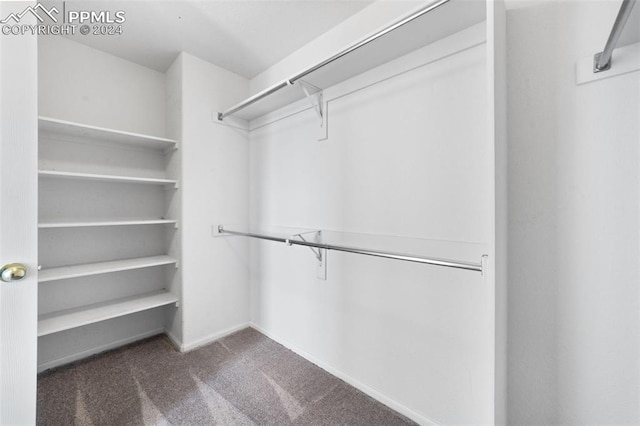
[37,327,416,425]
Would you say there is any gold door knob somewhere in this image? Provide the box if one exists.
[0,263,27,282]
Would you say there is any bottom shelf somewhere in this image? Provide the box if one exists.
[38,290,178,337]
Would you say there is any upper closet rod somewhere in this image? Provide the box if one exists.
[217,0,451,121]
[218,226,484,273]
[594,0,637,72]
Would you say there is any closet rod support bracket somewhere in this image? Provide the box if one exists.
[298,81,323,116]
[297,80,328,140]
[292,230,327,280]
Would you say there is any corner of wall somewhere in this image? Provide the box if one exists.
[164,52,184,345]
[177,51,251,349]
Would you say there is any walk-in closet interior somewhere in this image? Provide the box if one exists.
[1,0,639,424]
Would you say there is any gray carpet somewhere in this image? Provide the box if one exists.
[37,327,416,425]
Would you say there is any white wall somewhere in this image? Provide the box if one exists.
[38,36,166,137]
[507,2,640,423]
[248,22,495,424]
[178,53,251,349]
[488,1,508,422]
[164,55,184,344]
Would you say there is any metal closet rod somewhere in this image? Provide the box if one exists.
[217,226,484,273]
[594,0,637,72]
[217,0,451,121]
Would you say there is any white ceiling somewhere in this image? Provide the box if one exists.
[43,1,373,78]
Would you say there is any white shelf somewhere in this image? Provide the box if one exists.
[39,255,177,283]
[39,218,177,228]
[38,170,178,187]
[218,0,485,121]
[38,290,178,336]
[38,116,178,151]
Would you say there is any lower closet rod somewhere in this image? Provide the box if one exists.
[218,226,484,273]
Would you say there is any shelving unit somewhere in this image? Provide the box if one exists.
[38,290,179,337]
[38,116,181,371]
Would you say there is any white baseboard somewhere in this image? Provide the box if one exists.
[163,328,183,351]
[37,328,165,373]
[37,322,251,372]
[179,322,251,352]
[249,323,439,426]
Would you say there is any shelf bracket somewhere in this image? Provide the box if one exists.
[290,230,327,280]
[297,80,328,141]
[298,80,323,119]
